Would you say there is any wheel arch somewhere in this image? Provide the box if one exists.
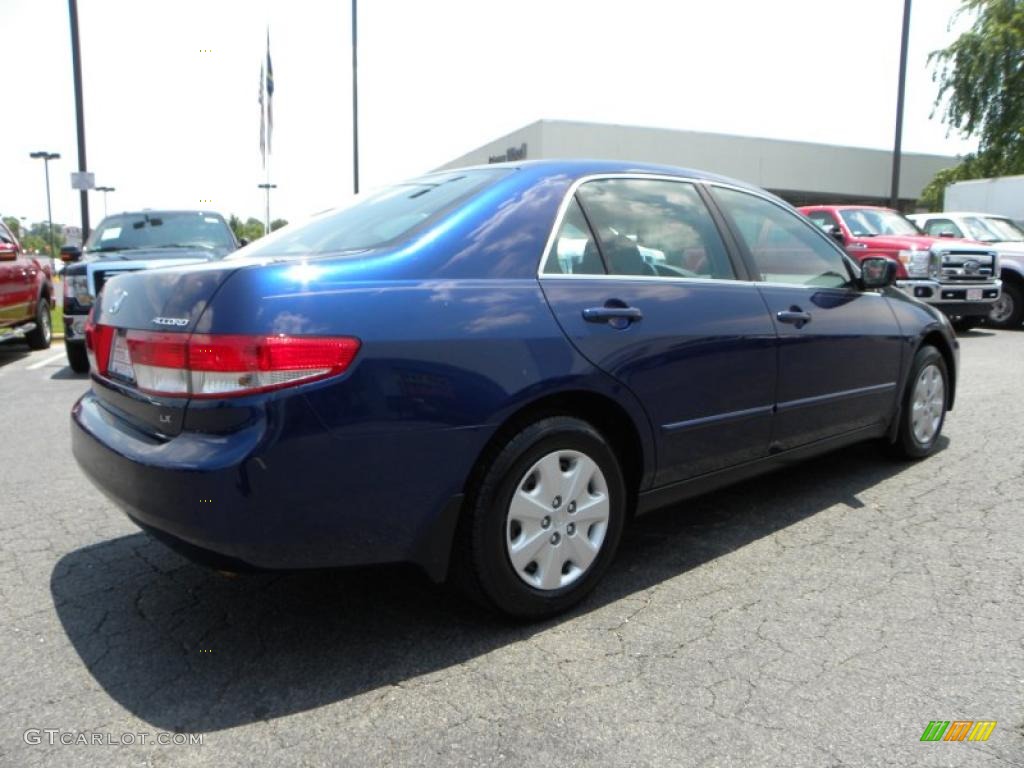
[461,389,650,515]
[920,330,957,410]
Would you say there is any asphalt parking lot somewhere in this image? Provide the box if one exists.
[1,331,1022,768]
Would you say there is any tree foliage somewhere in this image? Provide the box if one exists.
[923,0,1024,207]
[228,215,265,244]
[1,217,64,255]
[227,215,288,243]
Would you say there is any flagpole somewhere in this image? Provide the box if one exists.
[352,0,359,194]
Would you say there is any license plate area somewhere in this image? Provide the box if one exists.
[967,288,983,301]
[108,330,136,383]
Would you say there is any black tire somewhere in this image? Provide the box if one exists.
[452,416,627,619]
[952,316,983,332]
[890,345,948,460]
[987,280,1023,329]
[25,298,52,350]
[65,340,89,373]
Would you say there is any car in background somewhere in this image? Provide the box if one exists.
[908,212,1024,329]
[800,205,1001,331]
[72,161,959,619]
[0,218,54,350]
[61,211,239,372]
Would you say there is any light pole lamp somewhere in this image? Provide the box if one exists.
[95,185,115,217]
[257,183,277,236]
[29,151,60,262]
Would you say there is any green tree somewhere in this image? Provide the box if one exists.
[923,0,1024,207]
[270,218,288,232]
[3,216,21,238]
[228,215,266,243]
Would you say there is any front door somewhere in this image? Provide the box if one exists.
[540,177,777,486]
[710,186,903,451]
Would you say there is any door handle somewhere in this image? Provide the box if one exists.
[582,306,643,325]
[776,306,812,328]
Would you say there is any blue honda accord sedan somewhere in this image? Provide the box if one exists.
[72,160,958,618]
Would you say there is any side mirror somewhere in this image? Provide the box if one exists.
[825,224,845,244]
[938,232,955,238]
[0,241,17,261]
[860,257,897,289]
[60,245,82,263]
[238,238,249,247]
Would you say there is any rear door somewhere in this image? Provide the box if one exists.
[540,176,777,487]
[710,185,903,451]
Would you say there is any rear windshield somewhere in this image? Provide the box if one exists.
[235,169,509,258]
[84,212,235,256]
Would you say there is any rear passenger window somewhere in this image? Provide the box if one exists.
[712,187,852,289]
[543,198,605,275]
[576,179,735,280]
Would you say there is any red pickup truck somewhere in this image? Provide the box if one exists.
[0,219,54,349]
[799,205,1002,330]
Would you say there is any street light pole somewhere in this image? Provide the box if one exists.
[257,183,277,236]
[889,0,912,210]
[68,0,91,238]
[95,186,115,217]
[29,151,60,266]
[352,0,359,194]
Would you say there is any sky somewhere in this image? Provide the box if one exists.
[0,0,978,232]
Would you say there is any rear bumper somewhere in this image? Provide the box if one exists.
[71,390,484,580]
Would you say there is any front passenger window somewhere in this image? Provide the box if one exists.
[712,187,852,289]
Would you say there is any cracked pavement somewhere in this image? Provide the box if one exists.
[1,330,1022,767]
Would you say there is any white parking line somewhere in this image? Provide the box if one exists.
[26,351,68,371]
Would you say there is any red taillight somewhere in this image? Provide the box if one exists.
[84,311,114,374]
[92,325,361,398]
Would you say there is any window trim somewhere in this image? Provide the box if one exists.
[704,183,861,291]
[536,173,752,282]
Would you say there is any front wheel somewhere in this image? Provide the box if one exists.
[452,417,627,619]
[25,298,52,350]
[987,281,1023,329]
[890,345,948,459]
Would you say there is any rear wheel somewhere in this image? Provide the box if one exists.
[891,345,948,459]
[25,298,52,350]
[987,280,1023,329]
[453,416,626,619]
[65,340,89,373]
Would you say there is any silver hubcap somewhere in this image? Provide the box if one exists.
[989,292,1014,324]
[505,449,610,591]
[911,364,945,444]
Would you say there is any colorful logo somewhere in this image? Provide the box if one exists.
[920,721,997,742]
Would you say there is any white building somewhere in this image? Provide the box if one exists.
[438,119,957,208]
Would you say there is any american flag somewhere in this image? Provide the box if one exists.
[258,62,266,167]
[266,31,274,153]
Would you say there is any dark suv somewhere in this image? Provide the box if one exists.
[62,210,238,372]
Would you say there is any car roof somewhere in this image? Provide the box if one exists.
[430,158,769,196]
[800,204,895,212]
[911,211,1012,219]
[102,210,228,219]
